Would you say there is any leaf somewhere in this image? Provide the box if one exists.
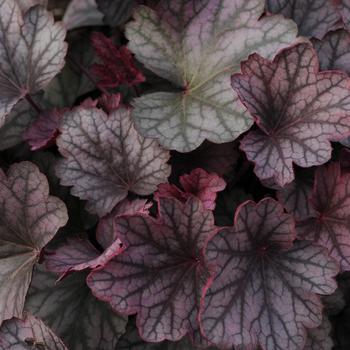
[0,0,67,124]
[63,0,103,30]
[266,0,341,39]
[0,100,36,151]
[0,314,67,350]
[336,0,350,31]
[304,317,334,350]
[199,198,338,350]
[296,162,350,271]
[232,43,350,186]
[125,0,298,152]
[156,168,226,210]
[0,161,68,325]
[17,0,48,12]
[90,32,145,89]
[25,266,127,350]
[55,106,171,217]
[96,0,136,27]
[87,197,217,342]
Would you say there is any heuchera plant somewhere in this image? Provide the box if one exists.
[2,0,350,349]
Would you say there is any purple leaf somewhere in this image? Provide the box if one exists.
[266,0,341,39]
[200,198,338,350]
[55,106,171,217]
[25,266,127,350]
[87,197,218,343]
[304,317,334,350]
[126,0,298,151]
[336,0,350,31]
[0,314,67,349]
[297,162,350,271]
[0,161,68,325]
[0,0,67,124]
[232,43,350,186]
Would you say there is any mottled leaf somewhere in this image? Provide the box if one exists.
[297,162,350,271]
[88,197,217,342]
[200,198,338,350]
[304,317,334,350]
[55,106,171,217]
[0,314,67,350]
[126,0,298,151]
[232,43,350,186]
[25,266,127,350]
[0,161,68,325]
[0,0,67,124]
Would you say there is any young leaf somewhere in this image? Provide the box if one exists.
[0,0,67,124]
[0,314,67,350]
[200,198,338,350]
[55,106,171,217]
[25,266,127,350]
[0,161,68,325]
[297,163,350,271]
[232,43,350,186]
[125,0,298,151]
[266,0,341,39]
[304,317,334,350]
[87,197,218,343]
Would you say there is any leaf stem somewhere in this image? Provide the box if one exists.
[25,94,42,114]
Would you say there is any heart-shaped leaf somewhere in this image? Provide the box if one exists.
[200,198,338,350]
[55,106,171,217]
[87,197,218,343]
[125,0,298,151]
[232,43,350,186]
[0,0,67,124]
[0,161,68,325]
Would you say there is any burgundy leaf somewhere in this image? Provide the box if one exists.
[266,0,341,39]
[87,197,218,343]
[23,109,66,151]
[156,168,226,210]
[0,314,67,349]
[98,93,121,113]
[0,0,67,124]
[200,198,338,350]
[0,162,68,325]
[55,106,171,217]
[297,162,350,271]
[232,43,350,186]
[90,32,145,89]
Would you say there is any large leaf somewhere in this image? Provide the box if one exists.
[266,0,341,39]
[0,0,67,124]
[232,43,350,186]
[55,106,171,217]
[200,198,338,350]
[87,197,217,342]
[297,162,350,271]
[0,161,68,325]
[25,266,127,350]
[0,314,67,350]
[125,0,298,151]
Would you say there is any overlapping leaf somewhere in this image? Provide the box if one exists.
[88,197,217,342]
[126,0,298,151]
[0,314,67,350]
[200,198,338,350]
[0,0,67,124]
[266,0,341,39]
[336,0,350,31]
[55,106,171,217]
[0,161,68,325]
[25,266,127,350]
[297,163,350,271]
[232,43,350,186]
[305,317,334,350]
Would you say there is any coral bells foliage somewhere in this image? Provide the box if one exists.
[2,1,350,350]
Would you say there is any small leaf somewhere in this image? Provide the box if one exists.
[304,317,334,350]
[232,43,350,186]
[87,197,217,342]
[126,0,298,151]
[55,106,171,217]
[200,198,338,350]
[297,162,350,271]
[0,0,67,124]
[0,161,68,325]
[266,0,341,39]
[0,314,67,350]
